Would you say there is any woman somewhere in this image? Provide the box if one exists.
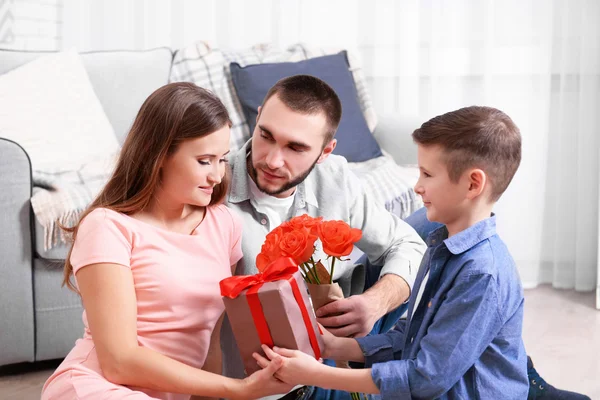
[41,82,291,400]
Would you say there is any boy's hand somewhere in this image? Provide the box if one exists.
[253,344,324,387]
[317,323,340,359]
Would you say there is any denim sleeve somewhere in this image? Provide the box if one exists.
[355,319,406,367]
[344,164,426,290]
[371,273,502,399]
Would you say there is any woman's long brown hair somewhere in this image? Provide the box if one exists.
[62,82,232,292]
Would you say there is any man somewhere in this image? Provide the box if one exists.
[221,74,426,400]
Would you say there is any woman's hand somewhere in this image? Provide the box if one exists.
[253,344,324,387]
[237,356,293,400]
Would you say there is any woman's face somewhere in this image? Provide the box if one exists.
[159,125,231,207]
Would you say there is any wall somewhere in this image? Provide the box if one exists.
[0,0,61,51]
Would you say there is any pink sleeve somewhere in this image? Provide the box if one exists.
[227,208,243,266]
[70,208,132,274]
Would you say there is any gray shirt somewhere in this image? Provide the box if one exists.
[220,140,426,379]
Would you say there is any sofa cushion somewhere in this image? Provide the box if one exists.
[0,49,119,174]
[170,42,378,151]
[0,47,174,144]
[230,52,383,162]
[76,48,174,143]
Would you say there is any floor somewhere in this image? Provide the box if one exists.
[1,285,598,400]
[521,285,600,399]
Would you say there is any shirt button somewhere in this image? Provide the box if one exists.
[260,218,267,225]
[411,337,414,343]
[428,301,432,308]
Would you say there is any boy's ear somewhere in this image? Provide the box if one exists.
[466,169,487,199]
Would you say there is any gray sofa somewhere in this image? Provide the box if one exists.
[0,47,418,368]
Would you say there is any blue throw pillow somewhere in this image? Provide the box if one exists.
[229,52,383,162]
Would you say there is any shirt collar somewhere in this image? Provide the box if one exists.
[302,180,319,209]
[227,139,319,209]
[426,214,497,255]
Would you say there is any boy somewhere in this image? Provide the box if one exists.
[255,106,529,399]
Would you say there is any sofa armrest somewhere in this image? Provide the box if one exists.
[0,138,35,366]
[373,113,421,165]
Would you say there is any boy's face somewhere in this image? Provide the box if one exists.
[414,144,470,225]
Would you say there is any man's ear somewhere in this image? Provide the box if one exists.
[317,139,337,164]
[466,168,487,199]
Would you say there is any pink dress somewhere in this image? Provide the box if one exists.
[41,206,243,400]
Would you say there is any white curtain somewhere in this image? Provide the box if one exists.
[60,0,600,296]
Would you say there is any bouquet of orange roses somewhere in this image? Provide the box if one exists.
[256,214,362,309]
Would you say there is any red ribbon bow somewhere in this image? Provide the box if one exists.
[220,257,321,361]
[220,257,299,298]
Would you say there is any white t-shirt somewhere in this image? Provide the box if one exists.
[248,175,296,230]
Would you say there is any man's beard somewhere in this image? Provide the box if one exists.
[248,156,319,196]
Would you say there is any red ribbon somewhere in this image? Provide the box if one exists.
[220,257,299,299]
[220,257,321,360]
[285,274,322,360]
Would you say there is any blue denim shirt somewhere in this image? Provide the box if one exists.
[356,216,528,399]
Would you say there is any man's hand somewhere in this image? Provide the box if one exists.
[316,274,410,338]
[316,293,379,338]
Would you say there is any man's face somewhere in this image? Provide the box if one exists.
[249,94,336,198]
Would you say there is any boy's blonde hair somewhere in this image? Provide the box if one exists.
[412,106,521,201]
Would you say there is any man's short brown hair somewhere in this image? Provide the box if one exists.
[262,75,342,144]
[412,106,521,201]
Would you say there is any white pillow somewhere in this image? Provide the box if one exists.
[0,49,119,174]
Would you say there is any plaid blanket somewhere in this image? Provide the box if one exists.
[31,154,116,251]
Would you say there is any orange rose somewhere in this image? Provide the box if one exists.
[283,214,323,235]
[279,229,318,265]
[256,226,286,271]
[318,220,362,258]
